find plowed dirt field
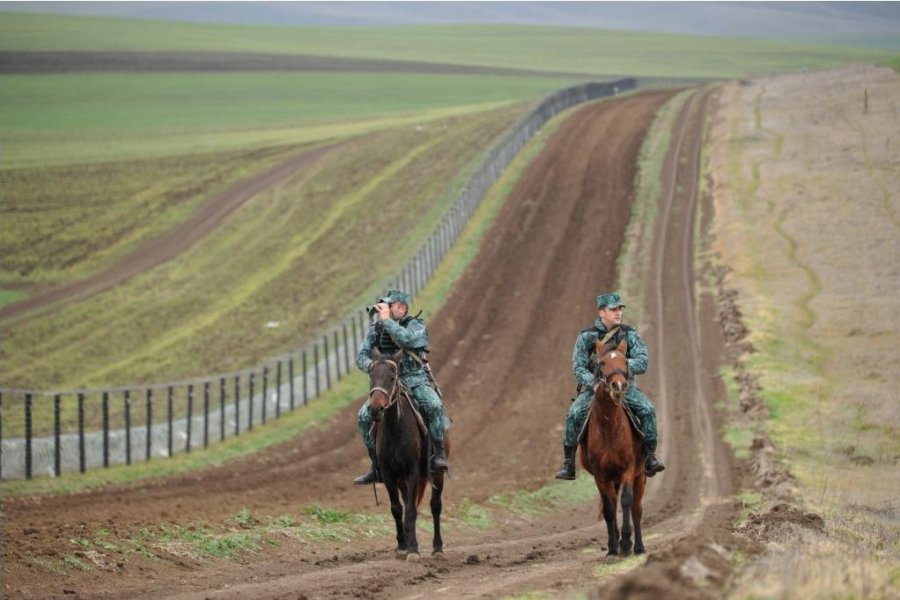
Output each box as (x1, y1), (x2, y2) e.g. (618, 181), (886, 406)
(2, 88), (742, 599)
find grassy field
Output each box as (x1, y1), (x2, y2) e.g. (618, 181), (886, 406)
(0, 12), (891, 79)
(0, 72), (575, 168)
(708, 66), (899, 598)
(1, 104), (526, 393)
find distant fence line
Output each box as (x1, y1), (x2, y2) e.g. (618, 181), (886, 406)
(0, 77), (636, 480)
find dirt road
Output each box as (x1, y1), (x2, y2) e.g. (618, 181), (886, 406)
(1, 88), (740, 598)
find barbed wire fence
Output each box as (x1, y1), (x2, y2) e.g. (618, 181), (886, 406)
(1, 78), (637, 480)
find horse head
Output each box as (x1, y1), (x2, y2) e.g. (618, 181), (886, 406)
(593, 338), (630, 403)
(368, 348), (404, 421)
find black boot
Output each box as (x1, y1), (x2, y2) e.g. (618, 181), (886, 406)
(354, 447), (381, 485)
(431, 439), (449, 472)
(554, 445), (576, 480)
(644, 440), (666, 477)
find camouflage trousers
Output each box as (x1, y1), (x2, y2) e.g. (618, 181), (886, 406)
(358, 382), (445, 450)
(563, 385), (658, 447)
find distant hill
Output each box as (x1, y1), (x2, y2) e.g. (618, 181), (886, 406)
(2, 1), (899, 50)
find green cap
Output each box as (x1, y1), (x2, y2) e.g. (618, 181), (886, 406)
(597, 292), (626, 309)
(380, 289), (411, 306)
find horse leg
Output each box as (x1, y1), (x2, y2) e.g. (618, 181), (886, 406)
(597, 479), (620, 556)
(386, 482), (406, 557)
(404, 475), (420, 560)
(619, 480), (634, 555)
(430, 472), (444, 556)
(633, 475), (646, 555)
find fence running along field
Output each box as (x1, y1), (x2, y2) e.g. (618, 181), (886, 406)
(0, 78), (636, 480)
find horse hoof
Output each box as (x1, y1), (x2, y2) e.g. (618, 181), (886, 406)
(406, 552), (421, 562)
(432, 550), (445, 559)
(635, 547), (646, 555)
(395, 550), (407, 560)
(606, 550), (618, 557)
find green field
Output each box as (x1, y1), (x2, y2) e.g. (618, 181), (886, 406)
(0, 72), (576, 168)
(0, 12), (890, 78)
(1, 103), (526, 390)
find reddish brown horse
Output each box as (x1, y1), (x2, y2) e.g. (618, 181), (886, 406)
(368, 349), (449, 560)
(580, 338), (647, 555)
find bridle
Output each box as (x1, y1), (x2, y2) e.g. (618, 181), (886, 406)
(593, 347), (630, 404)
(369, 358), (403, 418)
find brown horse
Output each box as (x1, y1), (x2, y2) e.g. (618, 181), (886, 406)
(580, 338), (647, 555)
(368, 349), (449, 560)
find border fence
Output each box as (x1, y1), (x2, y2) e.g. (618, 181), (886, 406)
(0, 78), (637, 480)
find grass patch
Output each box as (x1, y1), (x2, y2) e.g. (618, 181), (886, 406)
(723, 426), (754, 460)
(61, 554), (92, 571)
(233, 508), (259, 527)
(0, 289), (27, 307)
(592, 554), (645, 578)
(455, 497), (492, 529)
(488, 474), (597, 515)
(304, 504), (353, 524)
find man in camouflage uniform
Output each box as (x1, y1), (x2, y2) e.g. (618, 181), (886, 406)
(354, 289), (449, 485)
(554, 292), (666, 480)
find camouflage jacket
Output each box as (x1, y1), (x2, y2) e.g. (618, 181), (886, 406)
(572, 318), (649, 389)
(356, 315), (430, 386)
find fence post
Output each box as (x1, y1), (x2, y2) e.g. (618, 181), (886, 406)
(167, 386), (174, 457)
(248, 372), (255, 431)
(54, 394), (61, 477)
(25, 394), (33, 480)
(219, 378), (226, 441)
(304, 350), (310, 405)
(342, 324), (350, 380)
(324, 335), (331, 390)
(78, 392), (85, 473)
(334, 331), (341, 378)
(276, 361), (282, 418)
(186, 384), (193, 453)
(234, 375), (240, 436)
(289, 357), (295, 411)
(146, 389), (152, 461)
(203, 381), (210, 448)
(314, 344), (320, 399)
(124, 390), (131, 466)
(262, 366), (268, 424)
(102, 391), (110, 468)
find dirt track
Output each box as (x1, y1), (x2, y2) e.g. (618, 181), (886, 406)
(1, 88), (740, 598)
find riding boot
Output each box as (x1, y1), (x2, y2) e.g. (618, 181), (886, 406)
(353, 447), (381, 485)
(644, 440), (666, 477)
(431, 439), (449, 473)
(554, 445), (577, 480)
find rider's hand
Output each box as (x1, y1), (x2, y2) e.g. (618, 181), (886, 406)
(375, 302), (391, 321)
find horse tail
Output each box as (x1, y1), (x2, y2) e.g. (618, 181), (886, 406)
(415, 478), (428, 508)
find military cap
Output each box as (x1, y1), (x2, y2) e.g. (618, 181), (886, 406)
(380, 289), (411, 306)
(597, 292), (626, 309)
